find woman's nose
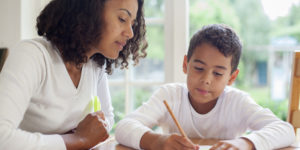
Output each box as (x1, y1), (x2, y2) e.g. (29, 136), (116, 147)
(124, 25), (134, 39)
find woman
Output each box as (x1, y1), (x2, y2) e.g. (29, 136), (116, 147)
(0, 0), (147, 149)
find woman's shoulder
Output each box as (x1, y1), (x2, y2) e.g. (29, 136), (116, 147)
(12, 38), (57, 57)
(87, 59), (106, 81)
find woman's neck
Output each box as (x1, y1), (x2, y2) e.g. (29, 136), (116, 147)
(65, 62), (82, 88)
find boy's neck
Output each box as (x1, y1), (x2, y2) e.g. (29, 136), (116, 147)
(188, 94), (218, 114)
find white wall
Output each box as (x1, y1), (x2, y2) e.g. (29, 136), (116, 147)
(0, 0), (21, 49)
(0, 0), (188, 83)
(21, 0), (44, 40)
(0, 0), (47, 49)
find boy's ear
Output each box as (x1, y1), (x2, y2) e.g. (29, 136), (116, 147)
(183, 55), (188, 74)
(227, 69), (239, 85)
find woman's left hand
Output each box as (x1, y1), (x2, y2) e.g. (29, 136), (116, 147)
(62, 111), (109, 150)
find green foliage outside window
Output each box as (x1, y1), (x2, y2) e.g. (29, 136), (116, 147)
(189, 0), (300, 121)
(110, 1), (300, 134)
(145, 25), (164, 60)
(272, 4), (300, 41)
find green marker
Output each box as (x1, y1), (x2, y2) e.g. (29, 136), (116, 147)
(93, 96), (101, 112)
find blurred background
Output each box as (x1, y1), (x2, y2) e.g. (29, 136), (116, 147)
(1, 0), (300, 134)
(108, 0), (300, 133)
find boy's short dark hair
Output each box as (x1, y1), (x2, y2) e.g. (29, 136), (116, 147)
(187, 24), (242, 73)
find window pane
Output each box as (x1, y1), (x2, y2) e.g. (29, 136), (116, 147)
(109, 86), (125, 133)
(132, 86), (160, 109)
(132, 25), (165, 81)
(189, 0), (300, 121)
(144, 0), (164, 18)
(108, 67), (125, 80)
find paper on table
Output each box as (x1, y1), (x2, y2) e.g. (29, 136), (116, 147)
(198, 145), (212, 150)
(290, 141), (300, 148)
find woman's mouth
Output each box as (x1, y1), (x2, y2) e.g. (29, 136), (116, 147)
(116, 41), (126, 50)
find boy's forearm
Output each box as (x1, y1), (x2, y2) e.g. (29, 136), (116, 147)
(240, 137), (255, 150)
(140, 131), (162, 149)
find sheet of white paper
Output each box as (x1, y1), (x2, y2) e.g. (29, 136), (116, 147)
(290, 141), (300, 148)
(198, 145), (212, 150)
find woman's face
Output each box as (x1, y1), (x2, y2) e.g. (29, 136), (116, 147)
(91, 0), (138, 59)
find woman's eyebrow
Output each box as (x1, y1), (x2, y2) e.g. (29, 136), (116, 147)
(119, 8), (132, 17)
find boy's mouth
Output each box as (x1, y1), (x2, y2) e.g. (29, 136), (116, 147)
(196, 88), (209, 95)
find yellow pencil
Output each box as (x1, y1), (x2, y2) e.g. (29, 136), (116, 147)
(163, 100), (187, 138)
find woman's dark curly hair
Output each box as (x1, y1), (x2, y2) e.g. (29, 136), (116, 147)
(187, 24), (242, 73)
(36, 0), (147, 74)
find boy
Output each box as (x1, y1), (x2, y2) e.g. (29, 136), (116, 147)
(115, 24), (295, 150)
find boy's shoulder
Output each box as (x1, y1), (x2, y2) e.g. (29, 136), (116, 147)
(223, 86), (251, 99)
(160, 83), (187, 92)
(154, 83), (188, 98)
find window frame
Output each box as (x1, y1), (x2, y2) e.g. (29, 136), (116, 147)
(109, 0), (189, 115)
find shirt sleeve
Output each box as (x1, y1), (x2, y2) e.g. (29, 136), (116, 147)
(97, 70), (114, 132)
(0, 41), (66, 150)
(237, 95), (295, 149)
(115, 86), (170, 149)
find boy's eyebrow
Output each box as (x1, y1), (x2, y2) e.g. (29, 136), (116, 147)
(194, 59), (206, 65)
(119, 8), (132, 17)
(194, 59), (228, 70)
(215, 65), (227, 70)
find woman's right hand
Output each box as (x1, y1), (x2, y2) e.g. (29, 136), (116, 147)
(62, 111), (109, 150)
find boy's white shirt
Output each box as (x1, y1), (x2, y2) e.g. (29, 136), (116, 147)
(0, 38), (114, 150)
(115, 83), (295, 150)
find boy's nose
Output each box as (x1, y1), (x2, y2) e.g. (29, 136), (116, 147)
(201, 73), (212, 85)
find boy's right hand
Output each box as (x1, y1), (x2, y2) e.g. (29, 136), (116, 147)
(141, 132), (198, 150)
(62, 111), (109, 150)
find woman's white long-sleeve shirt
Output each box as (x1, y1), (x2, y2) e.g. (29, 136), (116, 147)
(0, 38), (114, 150)
(115, 83), (295, 150)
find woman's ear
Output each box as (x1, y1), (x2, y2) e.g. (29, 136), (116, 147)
(228, 69), (239, 85)
(183, 55), (188, 74)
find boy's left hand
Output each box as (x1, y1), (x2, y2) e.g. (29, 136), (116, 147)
(210, 138), (254, 150)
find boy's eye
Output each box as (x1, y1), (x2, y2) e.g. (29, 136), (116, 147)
(194, 67), (204, 71)
(214, 72), (223, 76)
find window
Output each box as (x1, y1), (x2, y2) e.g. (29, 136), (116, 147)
(189, 0), (300, 121)
(109, 0), (189, 132)
(108, 0), (165, 131)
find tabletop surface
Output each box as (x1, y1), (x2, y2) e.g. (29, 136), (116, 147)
(92, 137), (300, 150)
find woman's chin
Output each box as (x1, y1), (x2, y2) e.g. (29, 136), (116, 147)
(100, 49), (121, 59)
(105, 53), (119, 60)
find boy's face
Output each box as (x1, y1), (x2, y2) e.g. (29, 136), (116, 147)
(183, 43), (239, 104)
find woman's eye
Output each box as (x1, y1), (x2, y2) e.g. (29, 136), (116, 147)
(119, 17), (126, 23)
(131, 21), (137, 27)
